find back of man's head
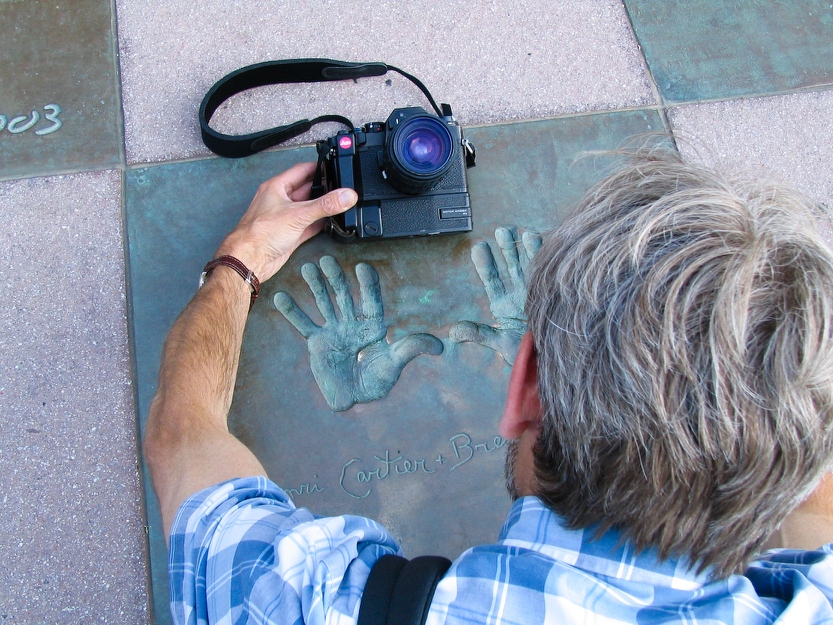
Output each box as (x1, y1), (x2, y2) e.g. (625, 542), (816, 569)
(526, 146), (833, 578)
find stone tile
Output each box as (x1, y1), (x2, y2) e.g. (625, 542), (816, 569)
(125, 109), (662, 622)
(0, 172), (148, 621)
(669, 89), (833, 245)
(116, 0), (653, 164)
(0, 0), (122, 179)
(624, 0), (833, 102)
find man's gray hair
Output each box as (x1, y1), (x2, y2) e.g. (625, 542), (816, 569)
(526, 146), (833, 578)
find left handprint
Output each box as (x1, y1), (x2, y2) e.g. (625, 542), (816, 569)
(274, 256), (444, 412)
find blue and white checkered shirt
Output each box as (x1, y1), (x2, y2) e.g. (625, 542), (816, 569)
(169, 476), (833, 624)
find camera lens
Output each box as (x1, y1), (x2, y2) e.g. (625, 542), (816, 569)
(385, 115), (454, 194)
(400, 123), (449, 171)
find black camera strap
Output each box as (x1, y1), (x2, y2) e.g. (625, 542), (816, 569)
(199, 58), (446, 158)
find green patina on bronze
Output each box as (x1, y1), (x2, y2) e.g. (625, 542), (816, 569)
(0, 0), (121, 178)
(624, 0), (833, 102)
(125, 110), (664, 623)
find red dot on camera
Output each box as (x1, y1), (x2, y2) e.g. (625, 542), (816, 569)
(338, 136), (353, 150)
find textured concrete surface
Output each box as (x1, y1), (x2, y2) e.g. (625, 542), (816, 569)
(116, 0), (653, 163)
(670, 89), (833, 248)
(669, 90), (833, 209)
(0, 172), (148, 621)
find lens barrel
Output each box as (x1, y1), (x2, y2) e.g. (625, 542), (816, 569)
(384, 113), (455, 194)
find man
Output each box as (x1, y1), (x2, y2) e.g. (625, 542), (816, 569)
(144, 148), (833, 624)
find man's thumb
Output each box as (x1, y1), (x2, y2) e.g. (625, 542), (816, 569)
(315, 188), (358, 216)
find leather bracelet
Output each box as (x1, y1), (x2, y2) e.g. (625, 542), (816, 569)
(199, 255), (261, 310)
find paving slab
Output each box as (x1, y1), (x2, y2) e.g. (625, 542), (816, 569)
(669, 89), (833, 245)
(125, 109), (664, 623)
(624, 0), (833, 102)
(0, 0), (122, 180)
(0, 171), (148, 621)
(116, 0), (654, 164)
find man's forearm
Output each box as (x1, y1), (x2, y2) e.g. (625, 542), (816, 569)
(154, 267), (249, 426)
(144, 266), (266, 538)
(142, 162), (357, 540)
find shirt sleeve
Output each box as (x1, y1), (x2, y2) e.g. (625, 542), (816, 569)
(168, 476), (402, 625)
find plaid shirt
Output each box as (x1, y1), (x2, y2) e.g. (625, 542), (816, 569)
(169, 476), (833, 624)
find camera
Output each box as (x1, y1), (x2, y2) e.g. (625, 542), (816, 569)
(313, 106), (476, 242)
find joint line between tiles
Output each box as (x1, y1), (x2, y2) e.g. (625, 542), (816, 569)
(617, 0), (678, 152)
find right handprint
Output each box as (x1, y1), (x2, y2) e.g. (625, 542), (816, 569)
(449, 227), (542, 365)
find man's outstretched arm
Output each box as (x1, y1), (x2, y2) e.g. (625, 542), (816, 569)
(142, 162), (357, 539)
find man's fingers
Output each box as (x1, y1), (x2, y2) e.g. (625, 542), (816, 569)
(298, 188), (358, 221)
(273, 188), (357, 249)
(270, 162), (317, 198)
(301, 262), (337, 324)
(319, 256), (356, 320)
(273, 292), (318, 338)
(389, 333), (444, 369)
(289, 180), (314, 203)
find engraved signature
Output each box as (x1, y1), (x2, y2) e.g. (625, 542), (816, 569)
(339, 432), (507, 499)
(285, 481), (324, 501)
(0, 104), (62, 136)
(340, 451), (437, 499)
(448, 432), (507, 472)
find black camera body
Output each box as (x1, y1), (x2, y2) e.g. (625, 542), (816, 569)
(314, 107), (475, 242)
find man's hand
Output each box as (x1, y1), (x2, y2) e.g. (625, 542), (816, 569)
(450, 227), (542, 365)
(275, 256), (443, 411)
(215, 162), (357, 282)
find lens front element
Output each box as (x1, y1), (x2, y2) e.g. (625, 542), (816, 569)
(385, 114), (455, 194)
(398, 118), (452, 172)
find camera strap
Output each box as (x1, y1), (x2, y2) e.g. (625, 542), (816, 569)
(199, 58), (446, 158)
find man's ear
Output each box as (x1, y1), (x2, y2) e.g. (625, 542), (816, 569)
(500, 332), (542, 439)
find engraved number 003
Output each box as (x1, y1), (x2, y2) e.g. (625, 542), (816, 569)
(0, 104), (62, 136)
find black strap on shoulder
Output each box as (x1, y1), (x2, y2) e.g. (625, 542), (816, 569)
(357, 554), (452, 625)
(199, 58), (445, 158)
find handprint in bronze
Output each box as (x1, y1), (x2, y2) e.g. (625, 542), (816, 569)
(450, 227), (542, 365)
(274, 256), (443, 411)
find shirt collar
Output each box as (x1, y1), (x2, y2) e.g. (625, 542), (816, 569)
(498, 496), (715, 591)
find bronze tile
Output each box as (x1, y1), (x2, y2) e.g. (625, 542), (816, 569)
(625, 0), (833, 102)
(0, 0), (121, 178)
(126, 110), (663, 623)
